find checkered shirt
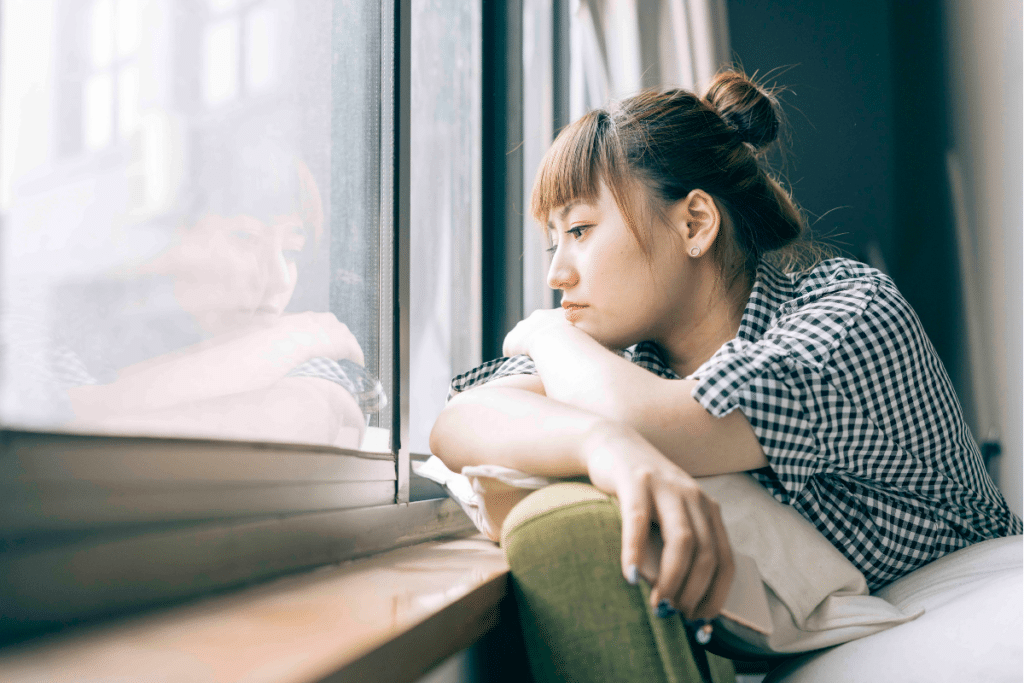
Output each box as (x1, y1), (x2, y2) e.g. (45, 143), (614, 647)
(448, 257), (1022, 590)
(286, 357), (387, 414)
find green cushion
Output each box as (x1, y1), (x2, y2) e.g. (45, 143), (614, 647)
(502, 483), (736, 683)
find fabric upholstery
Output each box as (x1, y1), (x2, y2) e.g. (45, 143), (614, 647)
(502, 483), (736, 683)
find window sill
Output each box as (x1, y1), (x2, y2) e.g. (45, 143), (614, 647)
(0, 535), (510, 683)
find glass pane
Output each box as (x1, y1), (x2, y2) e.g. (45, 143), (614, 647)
(118, 63), (140, 139)
(83, 71), (114, 150)
(245, 3), (278, 93)
(90, 0), (114, 69)
(522, 0), (557, 313)
(409, 0), (482, 455)
(0, 0), (387, 452)
(207, 0), (240, 13)
(203, 18), (240, 107)
(116, 0), (142, 58)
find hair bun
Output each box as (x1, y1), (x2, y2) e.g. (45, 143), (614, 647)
(704, 71), (780, 151)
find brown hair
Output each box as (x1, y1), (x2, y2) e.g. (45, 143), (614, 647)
(530, 70), (822, 287)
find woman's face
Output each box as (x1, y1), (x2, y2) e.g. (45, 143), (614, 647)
(171, 213), (308, 335)
(545, 184), (690, 349)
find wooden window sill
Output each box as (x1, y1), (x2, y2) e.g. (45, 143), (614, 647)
(0, 534), (510, 683)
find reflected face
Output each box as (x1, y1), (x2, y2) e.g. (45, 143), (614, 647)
(171, 213), (308, 334)
(545, 184), (687, 349)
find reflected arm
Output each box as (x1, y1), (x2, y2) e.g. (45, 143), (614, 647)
(69, 377), (366, 449)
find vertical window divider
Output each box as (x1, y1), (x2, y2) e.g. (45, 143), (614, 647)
(553, 0), (571, 136)
(481, 0), (525, 360)
(386, 0), (412, 504)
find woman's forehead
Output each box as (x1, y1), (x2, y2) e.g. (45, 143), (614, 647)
(547, 196), (603, 224)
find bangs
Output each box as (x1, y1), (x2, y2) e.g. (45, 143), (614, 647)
(529, 111), (607, 225)
(528, 108), (655, 255)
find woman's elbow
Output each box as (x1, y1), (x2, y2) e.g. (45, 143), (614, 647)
(428, 403), (463, 470)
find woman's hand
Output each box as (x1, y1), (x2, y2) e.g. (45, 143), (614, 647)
(583, 421), (735, 620)
(259, 312), (365, 370)
(502, 308), (571, 357)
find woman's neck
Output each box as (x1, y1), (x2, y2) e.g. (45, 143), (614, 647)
(657, 267), (752, 378)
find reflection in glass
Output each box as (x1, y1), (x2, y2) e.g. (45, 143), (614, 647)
(0, 0), (384, 451)
(90, 0), (114, 69)
(118, 63), (140, 140)
(116, 0), (142, 58)
(84, 72), (114, 150)
(245, 4), (278, 92)
(204, 18), (240, 107)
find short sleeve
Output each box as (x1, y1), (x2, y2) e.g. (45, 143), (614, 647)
(287, 357), (388, 414)
(691, 343), (822, 502)
(447, 355), (538, 401)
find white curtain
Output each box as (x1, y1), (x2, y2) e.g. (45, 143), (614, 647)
(569, 0), (730, 118)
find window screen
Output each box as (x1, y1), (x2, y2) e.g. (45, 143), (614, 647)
(0, 0), (389, 452)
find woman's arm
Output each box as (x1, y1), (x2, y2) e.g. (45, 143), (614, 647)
(70, 377), (366, 448)
(505, 320), (767, 476)
(430, 384), (593, 475)
(430, 386), (734, 620)
(68, 313), (363, 420)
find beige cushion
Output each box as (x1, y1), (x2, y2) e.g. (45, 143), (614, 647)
(694, 474), (920, 654)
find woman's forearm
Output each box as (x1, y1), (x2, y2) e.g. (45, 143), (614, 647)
(429, 385), (607, 476)
(70, 314), (363, 419)
(527, 324), (659, 422)
(524, 326), (767, 476)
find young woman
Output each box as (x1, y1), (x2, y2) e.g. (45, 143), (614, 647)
(430, 71), (1021, 643)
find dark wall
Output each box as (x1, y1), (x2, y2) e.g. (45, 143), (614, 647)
(727, 0), (896, 264)
(726, 0), (970, 420)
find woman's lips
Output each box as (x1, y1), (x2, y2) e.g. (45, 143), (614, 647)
(561, 302), (588, 323)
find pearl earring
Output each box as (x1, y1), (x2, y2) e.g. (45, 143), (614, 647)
(689, 246), (701, 257)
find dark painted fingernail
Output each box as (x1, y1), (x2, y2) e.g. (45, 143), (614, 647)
(625, 564), (638, 585)
(656, 600), (677, 618)
(685, 618), (709, 629)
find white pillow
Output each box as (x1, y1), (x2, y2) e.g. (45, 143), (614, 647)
(766, 536), (1022, 682)
(413, 457), (921, 655)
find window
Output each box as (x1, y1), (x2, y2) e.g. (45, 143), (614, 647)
(0, 0), (572, 639)
(0, 0), (483, 637)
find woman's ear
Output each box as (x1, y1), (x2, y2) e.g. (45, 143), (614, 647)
(669, 189), (721, 256)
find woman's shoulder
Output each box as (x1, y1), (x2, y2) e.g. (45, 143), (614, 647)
(749, 257), (910, 368)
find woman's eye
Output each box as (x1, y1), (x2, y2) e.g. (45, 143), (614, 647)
(545, 244), (557, 254)
(567, 225), (591, 240)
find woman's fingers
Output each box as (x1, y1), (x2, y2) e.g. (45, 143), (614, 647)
(592, 430), (734, 620)
(673, 496), (719, 618)
(650, 488), (695, 610)
(619, 472), (653, 585)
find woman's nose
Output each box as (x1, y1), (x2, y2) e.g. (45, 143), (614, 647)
(262, 245), (295, 296)
(547, 247), (578, 290)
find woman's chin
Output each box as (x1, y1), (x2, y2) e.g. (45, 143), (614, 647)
(575, 324), (632, 351)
